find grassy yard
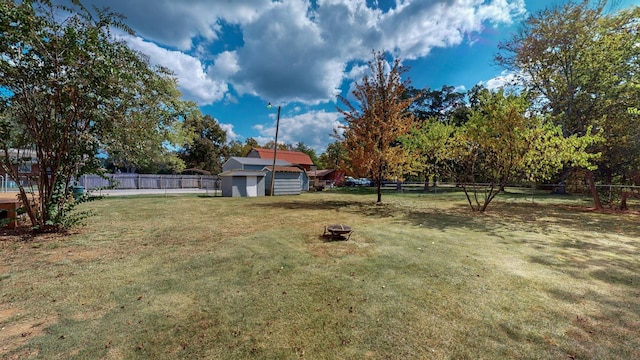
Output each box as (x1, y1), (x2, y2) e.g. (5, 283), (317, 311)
(1, 190), (639, 359)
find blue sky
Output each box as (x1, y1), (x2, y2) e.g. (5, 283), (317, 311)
(60, 0), (639, 154)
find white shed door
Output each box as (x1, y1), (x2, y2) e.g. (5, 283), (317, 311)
(246, 176), (258, 197)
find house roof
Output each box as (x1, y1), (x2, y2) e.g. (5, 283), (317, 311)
(308, 169), (336, 177)
(263, 166), (303, 173)
(250, 148), (313, 166)
(225, 156), (291, 167)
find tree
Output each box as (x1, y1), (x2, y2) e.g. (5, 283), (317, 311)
(179, 114), (228, 174)
(0, 0), (193, 231)
(406, 85), (468, 124)
(228, 138), (259, 158)
(338, 51), (415, 203)
(293, 142), (319, 166)
(400, 119), (454, 191)
(435, 89), (600, 212)
(402, 84), (473, 189)
(495, 0), (640, 209)
(318, 141), (349, 170)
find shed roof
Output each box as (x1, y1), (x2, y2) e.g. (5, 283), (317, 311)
(250, 148), (313, 166)
(219, 170), (267, 177)
(263, 166), (304, 173)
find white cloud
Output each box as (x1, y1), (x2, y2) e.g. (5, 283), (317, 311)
(454, 85), (467, 92)
(54, 0), (529, 152)
(210, 51), (240, 80)
(480, 70), (526, 90)
(256, 110), (343, 153)
(219, 123), (240, 141)
(94, 0), (525, 107)
(125, 36), (228, 105)
(70, 0), (268, 51)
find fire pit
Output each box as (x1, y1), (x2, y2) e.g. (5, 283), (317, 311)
(323, 224), (353, 240)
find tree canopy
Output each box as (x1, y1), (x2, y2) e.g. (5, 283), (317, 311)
(434, 89), (601, 211)
(179, 114), (228, 174)
(495, 0), (640, 209)
(338, 51), (415, 203)
(0, 0), (195, 230)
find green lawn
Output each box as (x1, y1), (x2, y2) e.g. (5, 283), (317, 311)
(1, 190), (638, 359)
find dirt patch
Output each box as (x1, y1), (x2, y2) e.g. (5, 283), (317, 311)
(0, 307), (57, 357)
(46, 248), (104, 264)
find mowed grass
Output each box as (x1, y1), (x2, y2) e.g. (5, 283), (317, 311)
(1, 190), (639, 359)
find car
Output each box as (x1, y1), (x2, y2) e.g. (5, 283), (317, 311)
(344, 176), (373, 186)
(345, 176), (357, 186)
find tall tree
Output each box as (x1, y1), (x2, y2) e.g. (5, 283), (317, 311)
(495, 0), (640, 209)
(227, 138), (258, 158)
(293, 142), (319, 166)
(338, 51), (415, 203)
(179, 114), (228, 174)
(318, 141), (349, 170)
(407, 85), (468, 124)
(436, 89), (601, 212)
(0, 0), (193, 231)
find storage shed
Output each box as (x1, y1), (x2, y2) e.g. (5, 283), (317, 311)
(264, 166), (306, 195)
(219, 170), (266, 197)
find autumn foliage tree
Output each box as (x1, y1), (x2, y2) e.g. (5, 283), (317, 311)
(338, 51), (415, 203)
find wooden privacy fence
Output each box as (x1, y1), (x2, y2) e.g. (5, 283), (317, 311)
(78, 174), (220, 190)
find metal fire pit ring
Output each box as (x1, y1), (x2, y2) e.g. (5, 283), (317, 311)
(323, 224), (353, 240)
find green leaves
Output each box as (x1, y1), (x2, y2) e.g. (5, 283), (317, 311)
(433, 90), (600, 211)
(1, 0), (196, 230)
(496, 1), (640, 189)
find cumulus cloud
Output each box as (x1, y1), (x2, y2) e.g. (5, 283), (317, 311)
(54, 0), (528, 150)
(480, 70), (525, 90)
(72, 0), (526, 106)
(219, 123), (240, 141)
(124, 36), (228, 105)
(256, 110), (343, 153)
(62, 0), (268, 50)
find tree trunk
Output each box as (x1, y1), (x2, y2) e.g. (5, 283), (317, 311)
(587, 171), (603, 211)
(620, 192), (629, 211)
(376, 164), (383, 203)
(423, 171), (429, 192)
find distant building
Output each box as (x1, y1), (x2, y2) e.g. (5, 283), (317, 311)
(220, 156), (309, 196)
(0, 149), (39, 189)
(308, 169), (344, 189)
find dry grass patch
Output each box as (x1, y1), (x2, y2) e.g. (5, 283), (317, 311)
(1, 191), (639, 359)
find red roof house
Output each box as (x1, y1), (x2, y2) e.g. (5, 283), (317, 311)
(247, 148), (314, 171)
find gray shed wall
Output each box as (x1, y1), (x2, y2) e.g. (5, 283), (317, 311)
(221, 175), (265, 197)
(266, 172), (302, 196)
(222, 158), (243, 172)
